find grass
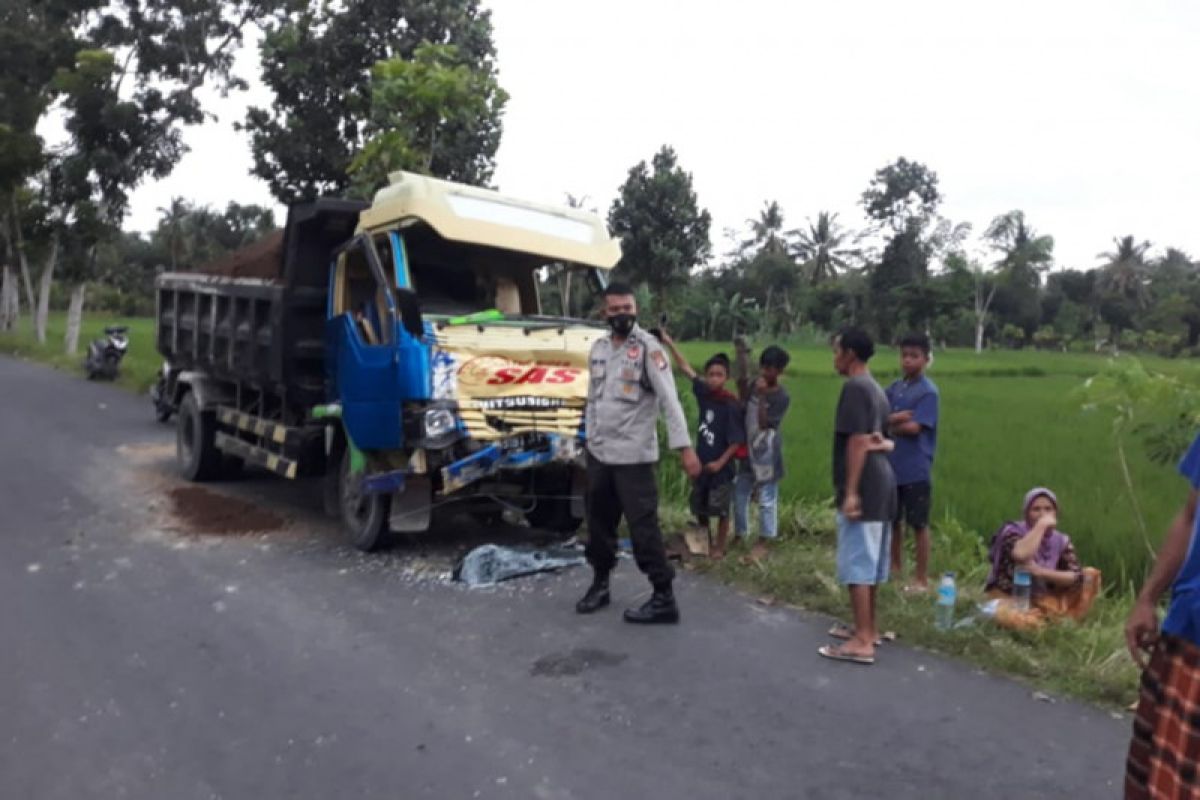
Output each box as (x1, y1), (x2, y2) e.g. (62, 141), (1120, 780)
(687, 504), (1141, 707)
(660, 338), (1200, 707)
(0, 312), (160, 393)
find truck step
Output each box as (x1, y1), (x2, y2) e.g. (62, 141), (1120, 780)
(214, 432), (299, 479)
(216, 406), (299, 447)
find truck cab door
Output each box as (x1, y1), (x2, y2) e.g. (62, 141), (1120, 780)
(327, 235), (403, 450)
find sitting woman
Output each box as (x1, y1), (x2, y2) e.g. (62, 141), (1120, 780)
(984, 487), (1101, 625)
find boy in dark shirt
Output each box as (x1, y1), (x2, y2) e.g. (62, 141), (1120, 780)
(662, 333), (745, 558)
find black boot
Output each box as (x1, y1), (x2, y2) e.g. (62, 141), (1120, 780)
(623, 584), (679, 624)
(575, 574), (611, 614)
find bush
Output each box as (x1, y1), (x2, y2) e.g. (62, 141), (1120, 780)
(1141, 330), (1183, 358)
(1000, 323), (1026, 349)
(1032, 325), (1060, 350)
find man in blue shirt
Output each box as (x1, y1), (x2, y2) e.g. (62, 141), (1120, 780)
(885, 333), (939, 592)
(1126, 431), (1200, 797)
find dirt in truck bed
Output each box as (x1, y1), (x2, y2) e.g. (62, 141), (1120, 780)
(195, 229), (284, 279)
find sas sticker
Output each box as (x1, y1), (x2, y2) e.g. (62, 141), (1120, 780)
(651, 350), (668, 371)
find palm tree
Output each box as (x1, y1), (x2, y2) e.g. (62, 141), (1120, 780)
(742, 200), (787, 257)
(792, 211), (858, 285)
(1098, 235), (1152, 305)
(983, 210), (1054, 286)
(156, 197), (192, 272)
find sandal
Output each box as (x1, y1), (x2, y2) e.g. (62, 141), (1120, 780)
(818, 644), (875, 666)
(828, 622), (888, 646)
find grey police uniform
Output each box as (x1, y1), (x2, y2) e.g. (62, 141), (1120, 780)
(584, 325), (691, 587)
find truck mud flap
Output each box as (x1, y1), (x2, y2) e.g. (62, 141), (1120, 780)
(214, 432), (299, 479)
(389, 475), (432, 533)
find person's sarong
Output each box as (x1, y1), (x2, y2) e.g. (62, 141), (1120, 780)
(1127, 634), (1200, 799)
(987, 567), (1102, 631)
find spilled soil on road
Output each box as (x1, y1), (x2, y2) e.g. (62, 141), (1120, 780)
(166, 486), (286, 535)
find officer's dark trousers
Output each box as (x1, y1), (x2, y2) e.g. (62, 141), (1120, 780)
(584, 454), (674, 588)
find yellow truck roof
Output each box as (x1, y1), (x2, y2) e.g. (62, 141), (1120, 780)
(358, 171), (621, 269)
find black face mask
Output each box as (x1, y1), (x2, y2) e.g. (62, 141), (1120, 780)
(607, 313), (636, 337)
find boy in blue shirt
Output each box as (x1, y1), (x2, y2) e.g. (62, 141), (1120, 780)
(885, 333), (939, 592)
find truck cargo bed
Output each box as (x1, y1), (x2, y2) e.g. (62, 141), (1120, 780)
(155, 199), (367, 415)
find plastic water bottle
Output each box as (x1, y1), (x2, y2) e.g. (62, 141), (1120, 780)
(1013, 568), (1032, 612)
(935, 572), (957, 630)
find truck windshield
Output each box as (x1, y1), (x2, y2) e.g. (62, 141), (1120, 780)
(401, 224), (604, 321)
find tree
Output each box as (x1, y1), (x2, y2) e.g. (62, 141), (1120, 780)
(868, 223), (930, 341)
(984, 211), (1055, 278)
(607, 146), (712, 312)
(983, 210), (1055, 339)
(792, 211), (859, 285)
(244, 0), (500, 203)
(968, 256), (998, 354)
(1098, 235), (1152, 348)
(859, 158), (941, 341)
(1099, 235), (1152, 305)
(860, 157), (941, 234)
(348, 43), (508, 198)
(0, 0), (265, 344)
(741, 201), (787, 257)
(151, 199), (276, 272)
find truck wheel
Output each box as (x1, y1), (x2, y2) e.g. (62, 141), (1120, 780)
(526, 497), (583, 535)
(177, 392), (223, 482)
(339, 447), (391, 552)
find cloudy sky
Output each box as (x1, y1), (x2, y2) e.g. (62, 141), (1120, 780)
(127, 0), (1200, 270)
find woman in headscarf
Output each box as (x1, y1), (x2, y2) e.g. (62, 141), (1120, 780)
(985, 487), (1101, 624)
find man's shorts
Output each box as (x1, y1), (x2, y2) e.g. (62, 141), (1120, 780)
(836, 513), (891, 585)
(690, 472), (733, 520)
(894, 481), (932, 529)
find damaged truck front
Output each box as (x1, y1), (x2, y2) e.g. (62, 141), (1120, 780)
(156, 172), (620, 549)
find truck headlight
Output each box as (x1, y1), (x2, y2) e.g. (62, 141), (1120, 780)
(423, 408), (456, 440)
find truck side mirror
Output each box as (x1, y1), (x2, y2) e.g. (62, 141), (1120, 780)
(395, 288), (424, 339)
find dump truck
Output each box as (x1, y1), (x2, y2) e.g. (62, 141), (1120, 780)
(155, 172), (621, 550)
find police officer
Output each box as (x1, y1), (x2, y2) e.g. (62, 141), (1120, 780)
(576, 282), (701, 624)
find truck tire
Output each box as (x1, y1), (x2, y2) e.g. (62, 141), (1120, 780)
(526, 497), (583, 535)
(177, 392), (223, 482)
(339, 447), (391, 552)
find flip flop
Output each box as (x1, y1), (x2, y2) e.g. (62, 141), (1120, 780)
(818, 644), (875, 666)
(827, 623), (886, 646)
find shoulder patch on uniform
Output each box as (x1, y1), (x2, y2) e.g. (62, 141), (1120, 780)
(651, 350), (668, 371)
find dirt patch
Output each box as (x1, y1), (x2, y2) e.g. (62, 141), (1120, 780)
(166, 486), (286, 535)
(531, 648), (628, 677)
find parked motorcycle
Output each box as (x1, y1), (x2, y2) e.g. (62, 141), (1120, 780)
(150, 361), (176, 422)
(83, 325), (129, 380)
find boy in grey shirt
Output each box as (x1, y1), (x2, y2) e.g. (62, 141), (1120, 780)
(820, 328), (896, 666)
(733, 340), (791, 548)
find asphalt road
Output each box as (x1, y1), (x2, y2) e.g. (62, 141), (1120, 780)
(0, 355), (1131, 799)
